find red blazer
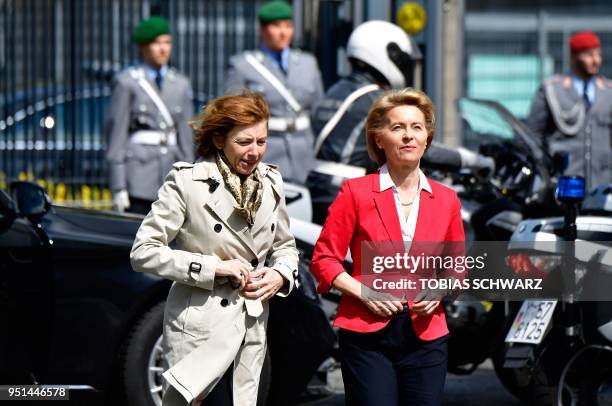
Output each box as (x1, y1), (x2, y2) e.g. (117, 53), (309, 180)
(310, 172), (465, 340)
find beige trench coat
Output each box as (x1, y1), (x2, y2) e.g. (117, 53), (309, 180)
(130, 157), (299, 405)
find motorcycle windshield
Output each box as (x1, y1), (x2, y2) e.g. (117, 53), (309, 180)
(458, 98), (546, 163)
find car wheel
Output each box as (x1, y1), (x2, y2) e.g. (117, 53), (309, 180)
(123, 302), (165, 406)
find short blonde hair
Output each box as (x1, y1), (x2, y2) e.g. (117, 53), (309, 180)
(365, 88), (435, 166)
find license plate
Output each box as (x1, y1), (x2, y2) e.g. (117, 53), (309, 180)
(505, 300), (558, 344)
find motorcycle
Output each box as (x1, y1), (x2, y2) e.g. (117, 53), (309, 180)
(503, 180), (612, 405)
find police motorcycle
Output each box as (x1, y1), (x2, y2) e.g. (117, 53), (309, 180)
(439, 98), (566, 378)
(502, 179), (612, 405)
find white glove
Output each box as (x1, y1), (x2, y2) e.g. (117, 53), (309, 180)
(457, 147), (495, 175)
(113, 190), (130, 212)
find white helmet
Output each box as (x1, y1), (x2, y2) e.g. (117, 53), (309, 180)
(346, 20), (422, 89)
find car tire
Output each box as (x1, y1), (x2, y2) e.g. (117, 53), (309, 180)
(123, 301), (165, 406)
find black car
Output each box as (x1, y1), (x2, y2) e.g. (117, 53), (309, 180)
(0, 182), (335, 405)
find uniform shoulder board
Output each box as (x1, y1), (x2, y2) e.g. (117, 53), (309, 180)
(601, 76), (612, 88)
(128, 66), (145, 80)
(544, 74), (563, 85)
(166, 67), (177, 80)
(172, 161), (195, 170)
(245, 50), (265, 62)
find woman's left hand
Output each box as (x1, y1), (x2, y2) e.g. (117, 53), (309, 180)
(411, 300), (440, 316)
(242, 267), (285, 301)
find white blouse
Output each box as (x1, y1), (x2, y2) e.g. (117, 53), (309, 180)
(379, 164), (433, 247)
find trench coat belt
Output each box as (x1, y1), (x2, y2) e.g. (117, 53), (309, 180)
(244, 265), (264, 317)
(214, 274), (263, 317)
(130, 130), (177, 146)
(268, 114), (310, 132)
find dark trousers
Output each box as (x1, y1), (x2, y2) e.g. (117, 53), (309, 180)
(201, 364), (234, 406)
(339, 312), (448, 406)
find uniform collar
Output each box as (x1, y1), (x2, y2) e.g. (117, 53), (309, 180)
(259, 44), (289, 72)
(379, 163), (432, 194)
(141, 63), (168, 81)
(571, 73), (596, 103)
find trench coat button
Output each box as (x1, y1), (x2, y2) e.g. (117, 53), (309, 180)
(214, 224), (222, 233)
(220, 298), (229, 307)
(271, 223), (275, 232)
(251, 258), (259, 268)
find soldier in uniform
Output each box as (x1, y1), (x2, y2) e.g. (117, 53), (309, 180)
(527, 31), (611, 191)
(106, 16), (195, 214)
(309, 21), (494, 224)
(224, 1), (324, 183)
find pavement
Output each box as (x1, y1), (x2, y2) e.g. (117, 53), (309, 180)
(293, 359), (524, 405)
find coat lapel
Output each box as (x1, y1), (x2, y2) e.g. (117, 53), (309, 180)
(160, 68), (175, 100)
(206, 187), (258, 257)
(371, 173), (403, 244)
(412, 189), (435, 242)
(260, 51), (286, 84)
(251, 164), (282, 234)
(251, 182), (275, 234)
(193, 159), (258, 257)
(286, 50), (299, 85)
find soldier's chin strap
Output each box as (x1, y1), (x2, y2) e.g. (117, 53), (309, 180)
(544, 80), (586, 136)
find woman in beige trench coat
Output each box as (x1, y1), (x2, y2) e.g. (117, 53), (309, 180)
(130, 92), (299, 406)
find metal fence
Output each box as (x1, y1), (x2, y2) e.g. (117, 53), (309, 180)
(0, 0), (264, 207)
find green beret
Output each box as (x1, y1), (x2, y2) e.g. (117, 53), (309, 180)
(132, 16), (170, 44)
(258, 1), (293, 24)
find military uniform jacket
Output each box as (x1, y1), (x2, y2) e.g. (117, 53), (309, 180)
(224, 49), (324, 183)
(130, 157), (299, 405)
(527, 74), (612, 190)
(105, 65), (195, 201)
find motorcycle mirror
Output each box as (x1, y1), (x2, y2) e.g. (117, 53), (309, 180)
(9, 182), (51, 221)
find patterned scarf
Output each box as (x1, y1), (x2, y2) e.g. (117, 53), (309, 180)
(215, 151), (263, 226)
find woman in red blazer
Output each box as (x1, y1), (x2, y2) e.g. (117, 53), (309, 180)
(310, 89), (464, 406)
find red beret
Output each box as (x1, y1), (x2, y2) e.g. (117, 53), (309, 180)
(569, 31), (601, 53)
